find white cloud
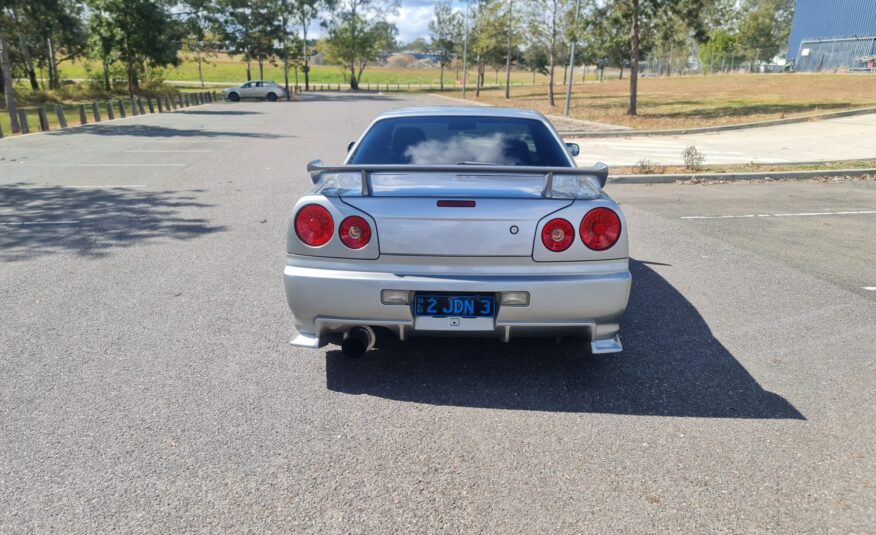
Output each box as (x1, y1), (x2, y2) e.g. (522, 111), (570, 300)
(388, 5), (435, 43)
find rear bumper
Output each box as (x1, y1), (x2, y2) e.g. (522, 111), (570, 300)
(284, 256), (631, 354)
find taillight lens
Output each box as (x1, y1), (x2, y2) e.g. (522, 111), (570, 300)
(295, 204), (334, 247)
(580, 208), (621, 251)
(339, 216), (371, 249)
(541, 218), (574, 252)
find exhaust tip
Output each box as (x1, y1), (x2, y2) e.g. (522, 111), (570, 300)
(341, 326), (376, 359)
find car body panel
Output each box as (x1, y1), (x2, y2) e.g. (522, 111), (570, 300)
(224, 80), (286, 100)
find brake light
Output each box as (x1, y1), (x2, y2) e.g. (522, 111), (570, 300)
(541, 218), (574, 252)
(339, 216), (372, 249)
(295, 204), (334, 247)
(580, 208), (621, 251)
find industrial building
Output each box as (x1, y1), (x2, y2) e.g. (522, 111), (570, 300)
(787, 0), (876, 72)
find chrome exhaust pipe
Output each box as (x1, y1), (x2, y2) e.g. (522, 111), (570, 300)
(341, 326), (376, 359)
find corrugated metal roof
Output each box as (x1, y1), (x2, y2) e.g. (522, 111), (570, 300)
(787, 0), (876, 59)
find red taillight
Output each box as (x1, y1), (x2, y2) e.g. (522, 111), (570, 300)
(541, 218), (574, 252)
(580, 207), (621, 251)
(295, 204), (334, 247)
(339, 216), (372, 249)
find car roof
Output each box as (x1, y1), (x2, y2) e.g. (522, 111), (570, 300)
(377, 106), (548, 121)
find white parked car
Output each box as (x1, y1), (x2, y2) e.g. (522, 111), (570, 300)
(223, 80), (287, 102)
(284, 107), (631, 358)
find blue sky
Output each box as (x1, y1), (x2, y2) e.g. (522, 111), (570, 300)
(308, 0), (467, 44)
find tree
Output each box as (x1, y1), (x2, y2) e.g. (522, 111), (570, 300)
(527, 0), (570, 106)
(88, 0), (182, 98)
(698, 28), (736, 72)
(602, 0), (709, 116)
(321, 0), (398, 90)
(428, 0), (462, 91)
(471, 0), (507, 94)
(0, 24), (20, 133)
(294, 0), (334, 91)
(736, 0), (794, 65)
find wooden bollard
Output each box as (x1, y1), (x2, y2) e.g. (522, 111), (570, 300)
(18, 110), (30, 133)
(106, 102), (114, 120)
(78, 105), (87, 125)
(37, 107), (49, 131)
(177, 94), (183, 108)
(184, 94), (190, 106)
(118, 100), (126, 118)
(157, 97), (163, 112)
(136, 98), (145, 115)
(0, 123), (3, 138)
(55, 105), (67, 128)
(165, 95), (172, 110)
(92, 102), (101, 122)
(147, 98), (155, 113)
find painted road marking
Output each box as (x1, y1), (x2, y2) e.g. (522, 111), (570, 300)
(682, 210), (876, 220)
(864, 287), (876, 291)
(7, 184), (147, 189)
(0, 220), (79, 225)
(123, 150), (213, 153)
(0, 163), (185, 167)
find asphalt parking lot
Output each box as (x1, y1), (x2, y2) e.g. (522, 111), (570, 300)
(1, 93), (874, 533)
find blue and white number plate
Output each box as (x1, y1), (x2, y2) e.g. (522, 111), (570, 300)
(414, 294), (496, 318)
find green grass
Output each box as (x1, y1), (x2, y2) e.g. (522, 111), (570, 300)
(612, 159), (876, 176)
(57, 53), (552, 86)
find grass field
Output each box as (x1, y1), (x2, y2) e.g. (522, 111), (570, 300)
(451, 74), (876, 130)
(57, 53), (552, 86)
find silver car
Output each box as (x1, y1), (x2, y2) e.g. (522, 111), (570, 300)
(284, 107), (631, 358)
(223, 80), (287, 102)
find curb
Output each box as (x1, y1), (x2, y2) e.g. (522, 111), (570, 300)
(560, 106), (876, 138)
(609, 167), (876, 185)
(0, 98), (214, 142)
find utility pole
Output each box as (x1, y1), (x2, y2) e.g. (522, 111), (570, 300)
(564, 0), (582, 117)
(462, 0), (469, 99)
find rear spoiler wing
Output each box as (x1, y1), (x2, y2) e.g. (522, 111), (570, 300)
(306, 160), (610, 197)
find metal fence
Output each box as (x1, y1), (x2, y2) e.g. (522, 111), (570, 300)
(794, 36), (876, 72)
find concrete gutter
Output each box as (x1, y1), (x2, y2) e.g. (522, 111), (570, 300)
(561, 106), (876, 138)
(610, 167), (876, 185)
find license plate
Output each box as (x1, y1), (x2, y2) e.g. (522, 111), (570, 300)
(413, 294), (496, 318)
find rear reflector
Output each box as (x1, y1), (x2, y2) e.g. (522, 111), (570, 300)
(437, 200), (476, 207)
(381, 290), (411, 305)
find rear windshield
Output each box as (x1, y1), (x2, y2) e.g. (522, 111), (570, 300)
(350, 116), (572, 166)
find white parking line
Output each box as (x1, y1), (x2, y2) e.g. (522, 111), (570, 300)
(682, 210), (876, 220)
(7, 184), (147, 189)
(0, 163), (185, 167)
(863, 287), (876, 291)
(123, 150), (213, 153)
(0, 220), (79, 225)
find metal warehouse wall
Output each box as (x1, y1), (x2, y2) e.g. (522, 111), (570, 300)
(787, 0), (876, 60)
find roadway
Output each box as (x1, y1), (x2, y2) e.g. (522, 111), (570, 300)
(1, 93), (874, 532)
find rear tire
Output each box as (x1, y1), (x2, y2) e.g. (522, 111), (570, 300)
(266, 92), (278, 102)
(228, 92), (240, 102)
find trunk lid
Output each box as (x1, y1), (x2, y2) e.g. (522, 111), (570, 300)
(342, 196), (572, 256)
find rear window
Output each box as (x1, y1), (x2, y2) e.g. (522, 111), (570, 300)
(350, 116), (571, 167)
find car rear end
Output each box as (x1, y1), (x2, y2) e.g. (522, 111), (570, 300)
(283, 110), (631, 355)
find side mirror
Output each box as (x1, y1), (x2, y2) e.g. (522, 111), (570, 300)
(347, 141), (355, 153)
(566, 142), (580, 157)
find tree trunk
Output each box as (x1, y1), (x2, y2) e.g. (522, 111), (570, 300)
(19, 38), (39, 90)
(627, 0), (640, 116)
(302, 19), (310, 91)
(475, 55), (482, 97)
(127, 64), (135, 99)
(504, 0), (513, 100)
(47, 37), (59, 90)
(440, 62), (444, 91)
(548, 54), (555, 106)
(103, 59), (111, 90)
(349, 63), (359, 90)
(197, 49), (204, 88)
(246, 58), (252, 81)
(0, 31), (21, 133)
(259, 57), (264, 80)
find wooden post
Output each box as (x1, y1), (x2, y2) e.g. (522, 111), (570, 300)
(136, 99), (145, 115)
(166, 96), (172, 110)
(55, 105), (67, 128)
(157, 97), (163, 112)
(147, 98), (155, 113)
(19, 110), (30, 133)
(78, 105), (87, 125)
(0, 123), (3, 138)
(106, 102), (114, 120)
(130, 99), (138, 115)
(37, 107), (49, 131)
(118, 100), (126, 118)
(92, 102), (101, 122)
(177, 94), (183, 108)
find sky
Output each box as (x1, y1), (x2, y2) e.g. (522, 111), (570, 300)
(308, 0), (466, 45)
